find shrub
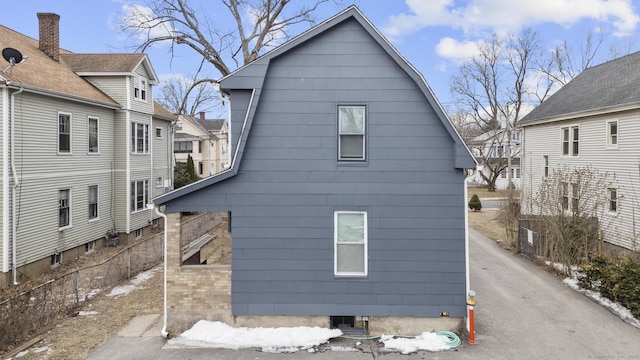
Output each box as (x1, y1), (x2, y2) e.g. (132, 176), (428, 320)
(577, 253), (640, 318)
(468, 194), (482, 211)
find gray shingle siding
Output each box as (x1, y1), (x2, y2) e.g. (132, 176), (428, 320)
(164, 16), (468, 318)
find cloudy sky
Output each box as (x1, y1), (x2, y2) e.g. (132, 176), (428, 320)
(1, 0), (639, 110)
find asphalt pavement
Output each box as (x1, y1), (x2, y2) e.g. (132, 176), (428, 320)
(87, 227), (640, 360)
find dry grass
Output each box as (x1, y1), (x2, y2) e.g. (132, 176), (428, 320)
(2, 265), (163, 360)
(468, 209), (508, 244)
(468, 186), (518, 199)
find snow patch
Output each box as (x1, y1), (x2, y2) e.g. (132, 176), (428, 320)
(563, 277), (640, 329)
(78, 311), (99, 316)
(379, 332), (451, 354)
(168, 321), (342, 352)
(107, 268), (156, 297)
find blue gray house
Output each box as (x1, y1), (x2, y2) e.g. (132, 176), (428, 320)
(153, 6), (475, 336)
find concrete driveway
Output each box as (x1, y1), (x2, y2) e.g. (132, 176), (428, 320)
(88, 228), (640, 360)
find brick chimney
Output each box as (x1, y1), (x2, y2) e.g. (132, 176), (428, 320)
(37, 13), (60, 61)
(199, 111), (206, 120)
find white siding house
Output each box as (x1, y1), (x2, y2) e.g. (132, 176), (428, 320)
(467, 129), (521, 190)
(175, 113), (229, 177)
(519, 51), (640, 252)
(0, 13), (175, 287)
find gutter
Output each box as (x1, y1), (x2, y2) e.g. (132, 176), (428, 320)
(151, 204), (169, 338)
(4, 82), (120, 110)
(11, 85), (24, 285)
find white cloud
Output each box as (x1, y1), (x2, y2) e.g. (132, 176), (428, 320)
(119, 4), (175, 43)
(435, 37), (482, 62)
(385, 0), (640, 38)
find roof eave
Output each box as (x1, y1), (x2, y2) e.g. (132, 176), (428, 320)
(519, 102), (640, 127)
(4, 81), (121, 109)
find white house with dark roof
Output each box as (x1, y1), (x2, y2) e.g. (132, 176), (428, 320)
(519, 51), (640, 253)
(0, 13), (175, 287)
(174, 113), (229, 177)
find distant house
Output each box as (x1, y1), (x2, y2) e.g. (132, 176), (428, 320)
(174, 113), (229, 177)
(0, 13), (175, 287)
(466, 128), (521, 190)
(153, 6), (475, 336)
(519, 51), (640, 253)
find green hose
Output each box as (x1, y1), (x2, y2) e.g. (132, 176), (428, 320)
(437, 330), (461, 348)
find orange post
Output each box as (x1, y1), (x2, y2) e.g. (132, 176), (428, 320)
(467, 290), (476, 345)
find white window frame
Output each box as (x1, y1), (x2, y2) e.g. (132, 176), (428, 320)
(542, 155), (549, 179)
(88, 185), (99, 221)
(334, 211), (368, 277)
(134, 75), (148, 102)
(155, 127), (163, 139)
(608, 188), (618, 213)
(59, 188), (71, 230)
(561, 182), (569, 212)
(152, 218), (160, 227)
(85, 240), (96, 254)
(131, 123), (150, 154)
(131, 180), (149, 213)
(561, 126), (579, 156)
(51, 253), (62, 267)
(338, 105), (366, 161)
(58, 112), (72, 154)
(88, 116), (99, 154)
(500, 169), (507, 178)
(606, 120), (618, 149)
(135, 228), (144, 239)
(155, 176), (164, 188)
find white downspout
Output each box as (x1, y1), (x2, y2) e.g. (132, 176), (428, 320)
(11, 85), (24, 285)
(153, 204), (169, 338)
(2, 87), (9, 274)
(464, 179), (470, 331)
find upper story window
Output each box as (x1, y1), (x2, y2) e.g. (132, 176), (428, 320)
(58, 112), (71, 154)
(59, 188), (71, 229)
(131, 123), (149, 154)
(542, 155), (549, 179)
(561, 126), (579, 156)
(511, 130), (521, 142)
(134, 75), (147, 101)
(338, 106), (366, 161)
(155, 127), (163, 139)
(607, 120), (618, 149)
(88, 117), (99, 154)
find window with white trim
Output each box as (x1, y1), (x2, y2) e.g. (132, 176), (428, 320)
(88, 117), (99, 153)
(134, 75), (147, 101)
(542, 155), (549, 179)
(608, 188), (618, 213)
(58, 113), (71, 153)
(88, 185), (98, 220)
(155, 127), (163, 139)
(561, 126), (579, 156)
(338, 106), (366, 160)
(156, 176), (164, 188)
(131, 180), (149, 212)
(571, 183), (579, 213)
(607, 120), (618, 148)
(500, 169), (507, 178)
(85, 240), (96, 254)
(334, 211), (367, 276)
(135, 228), (144, 239)
(59, 188), (71, 229)
(51, 253), (62, 267)
(561, 182), (569, 211)
(131, 123), (149, 154)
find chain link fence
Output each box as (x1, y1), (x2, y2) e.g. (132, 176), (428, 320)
(0, 233), (163, 351)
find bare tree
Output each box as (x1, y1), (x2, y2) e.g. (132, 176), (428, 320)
(523, 166), (617, 275)
(157, 60), (219, 115)
(451, 28), (542, 191)
(118, 0), (343, 114)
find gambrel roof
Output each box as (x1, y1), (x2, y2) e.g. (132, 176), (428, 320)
(154, 5), (474, 206)
(519, 51), (640, 126)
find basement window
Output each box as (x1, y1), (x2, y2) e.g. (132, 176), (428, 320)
(330, 316), (368, 334)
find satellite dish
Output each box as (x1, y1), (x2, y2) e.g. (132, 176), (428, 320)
(2, 48), (23, 65)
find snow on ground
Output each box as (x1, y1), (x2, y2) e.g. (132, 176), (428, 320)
(380, 332), (451, 354)
(564, 277), (640, 330)
(107, 268), (156, 297)
(168, 320), (455, 354)
(77, 311), (99, 316)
